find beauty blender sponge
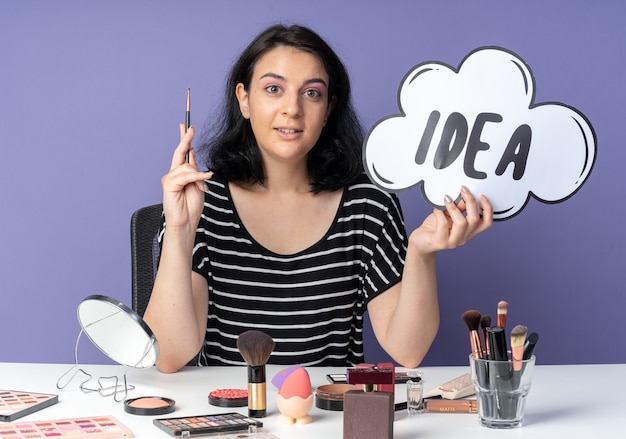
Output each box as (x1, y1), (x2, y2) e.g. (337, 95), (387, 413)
(278, 367), (312, 399)
(272, 366), (301, 390)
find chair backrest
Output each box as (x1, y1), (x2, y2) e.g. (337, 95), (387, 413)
(130, 203), (163, 317)
(130, 203), (201, 366)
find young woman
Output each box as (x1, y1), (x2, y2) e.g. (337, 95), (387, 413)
(143, 24), (493, 373)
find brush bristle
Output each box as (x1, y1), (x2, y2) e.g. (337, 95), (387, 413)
(480, 315), (491, 329)
(497, 301), (508, 313)
(510, 325), (528, 348)
(237, 330), (275, 366)
(461, 310), (482, 331)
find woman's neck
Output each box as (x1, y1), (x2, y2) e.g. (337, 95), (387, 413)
(255, 159), (312, 194)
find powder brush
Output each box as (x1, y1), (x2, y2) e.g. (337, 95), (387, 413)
(461, 310), (484, 359)
(237, 330), (275, 418)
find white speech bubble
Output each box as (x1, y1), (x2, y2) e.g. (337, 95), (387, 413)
(363, 47), (597, 220)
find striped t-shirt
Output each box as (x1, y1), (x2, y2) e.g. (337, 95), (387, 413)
(179, 173), (407, 367)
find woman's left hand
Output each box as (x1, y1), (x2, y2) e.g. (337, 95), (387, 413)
(410, 185), (493, 253)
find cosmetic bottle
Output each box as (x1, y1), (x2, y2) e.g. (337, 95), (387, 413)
(343, 365), (394, 439)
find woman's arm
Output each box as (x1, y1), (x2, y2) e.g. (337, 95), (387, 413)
(143, 123), (213, 373)
(368, 186), (493, 367)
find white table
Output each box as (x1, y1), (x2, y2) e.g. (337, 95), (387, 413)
(1, 362), (623, 438)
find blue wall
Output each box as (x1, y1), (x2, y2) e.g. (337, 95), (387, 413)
(1, 0), (624, 366)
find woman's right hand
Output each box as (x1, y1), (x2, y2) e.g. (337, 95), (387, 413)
(161, 123), (213, 232)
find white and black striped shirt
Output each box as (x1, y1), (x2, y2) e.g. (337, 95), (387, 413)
(179, 173), (407, 366)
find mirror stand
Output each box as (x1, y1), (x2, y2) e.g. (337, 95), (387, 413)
(56, 328), (136, 402)
(56, 295), (159, 402)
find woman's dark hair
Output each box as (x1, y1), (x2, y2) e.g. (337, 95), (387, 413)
(200, 24), (365, 192)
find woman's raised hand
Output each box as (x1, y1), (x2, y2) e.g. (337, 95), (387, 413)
(410, 185), (493, 254)
(161, 123), (213, 232)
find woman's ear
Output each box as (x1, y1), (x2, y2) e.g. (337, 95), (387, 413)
(235, 83), (250, 119)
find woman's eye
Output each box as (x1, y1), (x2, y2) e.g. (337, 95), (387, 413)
(304, 89), (322, 99)
(265, 85), (281, 94)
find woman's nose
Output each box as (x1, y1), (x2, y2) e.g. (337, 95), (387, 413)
(281, 93), (302, 117)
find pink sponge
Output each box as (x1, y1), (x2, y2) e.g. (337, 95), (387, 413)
(273, 367), (312, 399)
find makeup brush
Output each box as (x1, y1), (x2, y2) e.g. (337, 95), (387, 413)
(510, 325), (528, 371)
(523, 332), (539, 360)
(237, 330), (275, 418)
(480, 315), (492, 358)
(185, 87), (191, 132)
(185, 87), (191, 162)
(487, 326), (508, 362)
(497, 301), (508, 328)
(461, 310), (484, 359)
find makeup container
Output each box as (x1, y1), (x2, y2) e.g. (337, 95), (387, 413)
(343, 365), (395, 439)
(469, 354), (536, 428)
(425, 372), (475, 400)
(124, 396), (175, 416)
(0, 390), (58, 421)
(208, 389), (248, 407)
(0, 415), (133, 438)
(315, 384), (355, 411)
(406, 373), (424, 415)
(154, 412), (263, 436)
(423, 398), (478, 413)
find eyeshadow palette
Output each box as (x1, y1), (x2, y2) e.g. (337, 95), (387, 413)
(0, 415), (133, 438)
(153, 412), (262, 436)
(0, 390), (58, 422)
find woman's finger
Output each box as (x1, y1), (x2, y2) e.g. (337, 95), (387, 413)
(443, 195), (468, 246)
(170, 124), (195, 170)
(477, 194), (494, 232)
(460, 186), (481, 225)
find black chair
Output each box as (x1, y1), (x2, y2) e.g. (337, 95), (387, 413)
(130, 203), (163, 317)
(130, 203), (200, 366)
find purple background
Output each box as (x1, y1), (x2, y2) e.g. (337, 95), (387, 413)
(1, 0), (624, 366)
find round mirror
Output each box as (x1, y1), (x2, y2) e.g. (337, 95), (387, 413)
(77, 295), (159, 368)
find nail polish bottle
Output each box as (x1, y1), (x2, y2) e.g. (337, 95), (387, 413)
(343, 365), (394, 439)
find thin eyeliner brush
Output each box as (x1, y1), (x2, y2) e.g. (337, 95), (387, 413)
(185, 87), (191, 131)
(185, 87), (191, 162)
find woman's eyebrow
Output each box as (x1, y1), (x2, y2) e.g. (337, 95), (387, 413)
(259, 72), (328, 88)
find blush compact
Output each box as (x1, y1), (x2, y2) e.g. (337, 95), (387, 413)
(124, 396), (176, 416)
(208, 388), (248, 407)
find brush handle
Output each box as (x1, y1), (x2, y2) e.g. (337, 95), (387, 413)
(487, 327), (508, 362)
(523, 332), (539, 360)
(247, 365), (267, 418)
(469, 330), (484, 359)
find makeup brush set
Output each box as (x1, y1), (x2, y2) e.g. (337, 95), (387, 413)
(461, 301), (539, 425)
(461, 301), (539, 364)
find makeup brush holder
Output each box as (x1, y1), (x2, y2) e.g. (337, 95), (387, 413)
(469, 355), (536, 428)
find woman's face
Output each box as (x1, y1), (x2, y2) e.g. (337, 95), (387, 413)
(236, 46), (335, 167)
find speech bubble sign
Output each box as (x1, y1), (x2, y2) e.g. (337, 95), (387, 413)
(363, 47), (597, 221)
